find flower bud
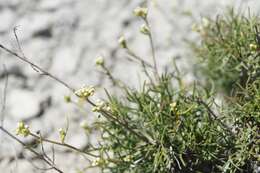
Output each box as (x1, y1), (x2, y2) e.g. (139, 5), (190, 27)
(59, 128), (66, 143)
(170, 102), (177, 111)
(64, 95), (71, 103)
(95, 56), (104, 66)
(133, 6), (148, 18)
(118, 36), (127, 49)
(140, 24), (150, 35)
(249, 43), (257, 51)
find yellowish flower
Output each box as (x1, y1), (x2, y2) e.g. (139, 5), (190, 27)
(92, 158), (107, 167)
(170, 102), (177, 111)
(92, 107), (100, 112)
(74, 86), (95, 99)
(249, 43), (257, 51)
(123, 155), (132, 162)
(92, 99), (111, 112)
(133, 6), (148, 18)
(16, 122), (30, 137)
(59, 128), (66, 143)
(91, 158), (101, 166)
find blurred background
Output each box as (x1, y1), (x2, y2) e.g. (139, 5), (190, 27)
(0, 0), (259, 172)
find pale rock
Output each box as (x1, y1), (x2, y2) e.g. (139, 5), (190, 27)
(0, 9), (15, 32)
(38, 0), (65, 10)
(15, 12), (53, 40)
(8, 89), (41, 120)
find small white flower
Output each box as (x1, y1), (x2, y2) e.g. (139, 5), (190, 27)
(92, 99), (111, 112)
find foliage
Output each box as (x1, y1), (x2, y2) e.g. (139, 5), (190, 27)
(97, 76), (234, 172)
(192, 9), (260, 95)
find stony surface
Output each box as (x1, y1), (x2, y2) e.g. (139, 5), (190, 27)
(0, 0), (259, 172)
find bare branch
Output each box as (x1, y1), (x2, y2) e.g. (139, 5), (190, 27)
(1, 64), (8, 127)
(0, 126), (64, 173)
(29, 132), (99, 158)
(144, 18), (159, 80)
(0, 44), (75, 92)
(13, 26), (26, 59)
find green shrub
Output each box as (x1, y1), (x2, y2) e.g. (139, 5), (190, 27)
(95, 75), (235, 172)
(192, 9), (260, 95)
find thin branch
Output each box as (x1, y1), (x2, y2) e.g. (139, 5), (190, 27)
(189, 97), (235, 136)
(29, 132), (99, 158)
(101, 65), (118, 86)
(1, 64), (8, 127)
(0, 34), (154, 150)
(0, 44), (75, 92)
(38, 132), (54, 163)
(51, 145), (56, 165)
(144, 19), (159, 79)
(13, 26), (26, 59)
(126, 49), (153, 68)
(86, 98), (155, 145)
(0, 126), (63, 173)
(126, 48), (155, 85)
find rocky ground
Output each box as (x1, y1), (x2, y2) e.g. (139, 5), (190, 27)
(0, 0), (259, 172)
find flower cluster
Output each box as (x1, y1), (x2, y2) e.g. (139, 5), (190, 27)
(92, 100), (111, 112)
(133, 6), (148, 18)
(91, 157), (107, 167)
(16, 122), (30, 137)
(74, 86), (95, 99)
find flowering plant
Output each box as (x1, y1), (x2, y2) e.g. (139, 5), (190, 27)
(0, 5), (258, 173)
